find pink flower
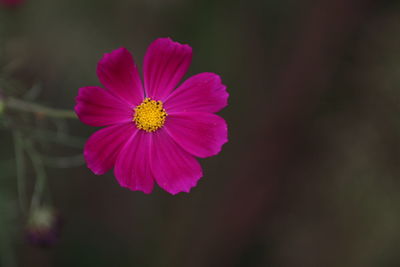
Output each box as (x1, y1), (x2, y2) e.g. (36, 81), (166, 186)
(75, 38), (228, 194)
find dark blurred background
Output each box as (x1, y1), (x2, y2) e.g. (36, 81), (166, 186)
(1, 0), (400, 266)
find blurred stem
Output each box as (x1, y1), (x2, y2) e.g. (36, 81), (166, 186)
(43, 154), (84, 168)
(5, 97), (77, 119)
(13, 131), (27, 214)
(23, 83), (42, 101)
(30, 128), (85, 148)
(1, 123), (86, 148)
(24, 140), (48, 211)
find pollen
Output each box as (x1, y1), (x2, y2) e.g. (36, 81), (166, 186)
(133, 98), (167, 132)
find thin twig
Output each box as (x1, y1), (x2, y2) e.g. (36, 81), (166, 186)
(12, 131), (27, 214)
(42, 154), (85, 168)
(30, 128), (85, 148)
(24, 139), (48, 211)
(5, 97), (77, 119)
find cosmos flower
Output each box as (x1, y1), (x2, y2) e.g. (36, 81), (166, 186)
(75, 38), (228, 194)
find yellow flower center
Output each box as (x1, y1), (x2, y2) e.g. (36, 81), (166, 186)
(133, 98), (167, 132)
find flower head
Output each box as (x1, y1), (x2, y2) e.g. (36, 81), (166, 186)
(75, 38), (228, 194)
(26, 206), (62, 247)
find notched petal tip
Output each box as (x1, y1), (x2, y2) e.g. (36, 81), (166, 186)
(205, 73), (229, 111)
(151, 129), (203, 195)
(151, 37), (193, 51)
(74, 86), (132, 127)
(83, 149), (106, 176)
(83, 124), (138, 175)
(165, 72), (229, 114)
(144, 37), (193, 100)
(165, 177), (201, 195)
(101, 48), (134, 67)
(165, 112), (228, 159)
(118, 182), (154, 194)
(114, 131), (155, 194)
(96, 47), (144, 106)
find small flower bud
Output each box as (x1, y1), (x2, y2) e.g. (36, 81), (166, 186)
(25, 206), (62, 247)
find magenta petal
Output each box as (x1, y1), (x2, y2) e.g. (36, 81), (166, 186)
(97, 47), (144, 106)
(114, 130), (154, 194)
(144, 38), (192, 101)
(165, 112), (228, 158)
(84, 123), (137, 175)
(75, 86), (133, 127)
(151, 129), (202, 194)
(165, 73), (228, 113)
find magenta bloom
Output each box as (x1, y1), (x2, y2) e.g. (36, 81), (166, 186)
(75, 38), (228, 194)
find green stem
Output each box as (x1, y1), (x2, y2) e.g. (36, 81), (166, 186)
(5, 97), (77, 119)
(42, 154), (84, 168)
(30, 128), (85, 148)
(13, 131), (27, 214)
(0, 124), (86, 148)
(24, 140), (48, 211)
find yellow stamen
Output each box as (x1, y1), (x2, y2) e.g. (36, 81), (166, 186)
(133, 98), (167, 132)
